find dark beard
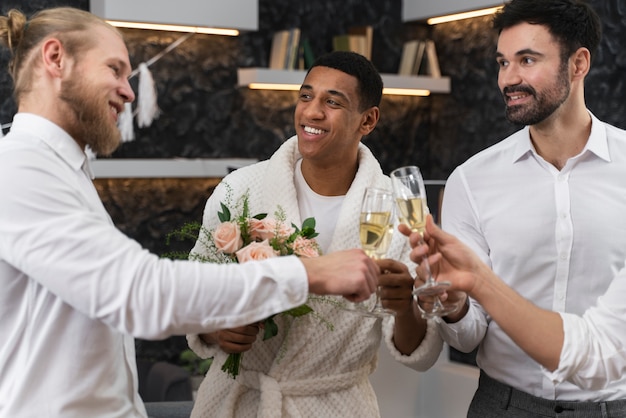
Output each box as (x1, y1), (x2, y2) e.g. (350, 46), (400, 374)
(503, 61), (571, 126)
(59, 77), (121, 156)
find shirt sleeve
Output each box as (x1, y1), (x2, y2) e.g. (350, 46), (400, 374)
(542, 267), (626, 390)
(439, 168), (489, 351)
(435, 298), (489, 353)
(0, 149), (309, 340)
(381, 316), (443, 371)
(187, 333), (218, 359)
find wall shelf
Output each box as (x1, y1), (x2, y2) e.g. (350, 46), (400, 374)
(91, 0), (259, 31)
(237, 68), (451, 94)
(90, 158), (258, 179)
(402, 0), (503, 22)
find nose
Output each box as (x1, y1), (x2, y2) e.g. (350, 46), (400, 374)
(499, 64), (522, 88)
(301, 98), (324, 120)
(120, 78), (136, 103)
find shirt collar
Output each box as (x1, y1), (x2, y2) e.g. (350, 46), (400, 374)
(10, 113), (89, 174)
(585, 112), (610, 162)
(511, 110), (610, 163)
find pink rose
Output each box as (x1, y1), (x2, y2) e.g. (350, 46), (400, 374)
(249, 218), (276, 241)
(275, 222), (296, 242)
(249, 218), (295, 242)
(291, 236), (321, 258)
(212, 222), (243, 254)
(236, 240), (279, 263)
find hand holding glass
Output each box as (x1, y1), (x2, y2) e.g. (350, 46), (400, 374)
(390, 166), (460, 318)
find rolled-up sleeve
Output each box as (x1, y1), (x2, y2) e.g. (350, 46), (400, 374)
(381, 316), (443, 371)
(543, 269), (626, 390)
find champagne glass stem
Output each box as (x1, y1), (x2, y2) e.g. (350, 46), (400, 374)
(369, 254), (393, 316)
(418, 237), (434, 285)
(412, 234), (455, 318)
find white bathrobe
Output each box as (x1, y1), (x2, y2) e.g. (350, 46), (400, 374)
(187, 137), (442, 417)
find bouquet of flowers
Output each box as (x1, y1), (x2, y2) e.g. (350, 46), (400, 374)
(170, 187), (324, 378)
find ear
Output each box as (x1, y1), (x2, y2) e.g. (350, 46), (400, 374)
(571, 47), (591, 80)
(40, 38), (67, 78)
(359, 106), (380, 135)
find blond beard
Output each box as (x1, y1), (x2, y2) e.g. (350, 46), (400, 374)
(59, 75), (122, 157)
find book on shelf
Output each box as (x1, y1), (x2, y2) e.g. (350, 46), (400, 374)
(298, 38), (315, 70)
(332, 25), (373, 60)
(423, 39), (441, 78)
(332, 34), (351, 53)
(269, 28), (301, 70)
(397, 39), (441, 77)
(398, 39), (425, 76)
(269, 30), (289, 69)
(348, 25), (373, 60)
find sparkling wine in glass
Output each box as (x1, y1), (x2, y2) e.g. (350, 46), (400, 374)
(374, 220), (394, 260)
(359, 188), (396, 316)
(369, 214), (396, 316)
(345, 187), (394, 317)
(359, 211), (391, 258)
(390, 166), (459, 318)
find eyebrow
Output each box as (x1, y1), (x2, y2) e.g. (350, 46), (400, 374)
(300, 84), (350, 102)
(108, 57), (132, 78)
(496, 48), (545, 59)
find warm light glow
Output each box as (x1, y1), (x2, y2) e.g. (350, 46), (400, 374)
(426, 6), (503, 25)
(247, 83), (301, 91)
(247, 83), (431, 96)
(383, 88), (430, 97)
(106, 20), (239, 36)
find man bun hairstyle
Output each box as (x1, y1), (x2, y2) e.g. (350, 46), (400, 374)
(0, 7), (114, 104)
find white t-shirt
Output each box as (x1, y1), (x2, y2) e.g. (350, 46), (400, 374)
(294, 158), (345, 254)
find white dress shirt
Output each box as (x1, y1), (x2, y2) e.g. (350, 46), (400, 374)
(0, 113), (309, 417)
(439, 112), (626, 401)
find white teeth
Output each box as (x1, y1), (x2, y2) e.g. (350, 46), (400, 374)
(304, 126), (324, 135)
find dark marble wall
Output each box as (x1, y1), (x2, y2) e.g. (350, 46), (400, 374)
(2, 0), (625, 178)
(2, 0), (625, 246)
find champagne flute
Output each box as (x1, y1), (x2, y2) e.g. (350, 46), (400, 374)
(390, 166), (459, 318)
(359, 187), (396, 316)
(369, 221), (395, 316)
(344, 187), (393, 317)
(359, 187), (393, 258)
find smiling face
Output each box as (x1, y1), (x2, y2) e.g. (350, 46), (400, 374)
(496, 22), (571, 126)
(294, 66), (378, 168)
(58, 24), (135, 156)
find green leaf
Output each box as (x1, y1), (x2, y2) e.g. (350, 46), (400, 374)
(253, 213), (268, 220)
(284, 304), (314, 317)
(263, 317), (279, 340)
(218, 202), (231, 223)
(160, 251), (191, 260)
(302, 217), (316, 230)
(299, 218), (320, 238)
